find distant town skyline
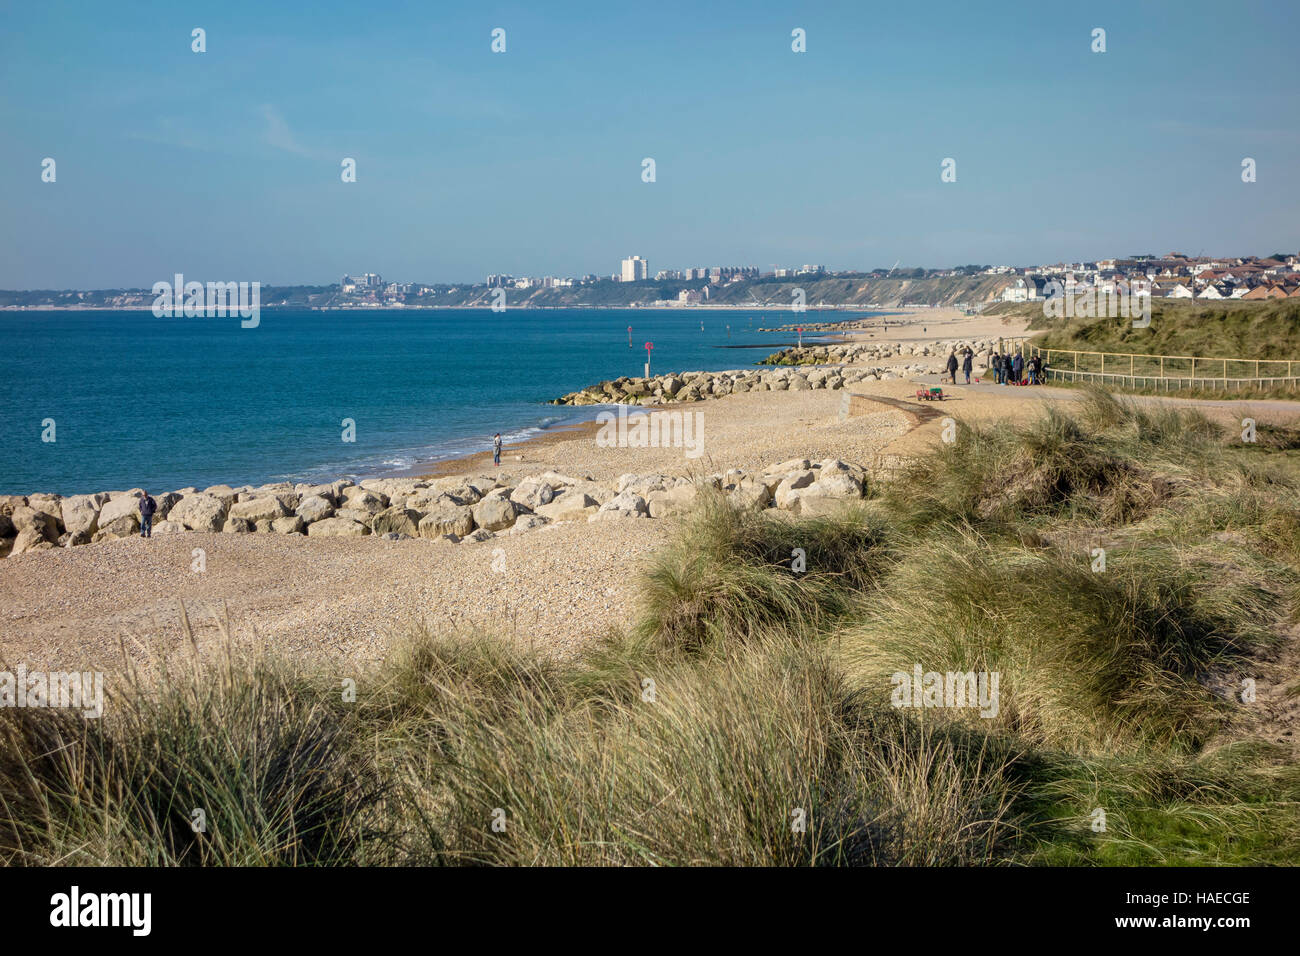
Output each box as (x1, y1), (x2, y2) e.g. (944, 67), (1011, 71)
(2, 0), (1297, 289)
(7, 249), (1299, 312)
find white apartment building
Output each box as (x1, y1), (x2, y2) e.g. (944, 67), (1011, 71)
(621, 256), (649, 282)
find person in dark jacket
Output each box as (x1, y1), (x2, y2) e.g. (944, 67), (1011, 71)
(139, 491), (157, 538)
(945, 352), (958, 384)
(961, 349), (973, 384)
(1012, 352), (1024, 385)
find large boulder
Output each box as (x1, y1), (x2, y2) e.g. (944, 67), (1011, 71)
(26, 495), (64, 533)
(295, 483), (339, 505)
(565, 480), (615, 505)
(11, 527), (55, 554)
(510, 514), (550, 535)
(535, 493), (599, 523)
(419, 483), (481, 507)
(371, 507), (422, 537)
(295, 495), (335, 524)
(333, 507), (376, 526)
(509, 479), (554, 512)
(767, 458), (812, 476)
(93, 513), (140, 540)
(97, 494), (142, 528)
(592, 491), (649, 520)
(808, 471), (863, 499)
(534, 471), (582, 487)
(727, 478), (772, 510)
(341, 487), (389, 515)
(223, 516), (254, 533)
(359, 478), (424, 499)
(774, 471), (817, 509)
(229, 496), (290, 523)
(202, 484), (240, 507)
(0, 495), (27, 517)
(418, 503), (475, 538)
(10, 505), (57, 541)
(306, 517), (370, 537)
(618, 474), (670, 496)
(60, 495), (103, 537)
(647, 484), (700, 518)
(472, 497), (517, 532)
(152, 520), (188, 535)
(271, 515), (306, 535)
(169, 494), (230, 533)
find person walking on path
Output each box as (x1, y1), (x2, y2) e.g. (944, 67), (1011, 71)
(138, 491), (156, 538)
(493, 432), (502, 467)
(961, 348), (973, 384)
(945, 351), (959, 385)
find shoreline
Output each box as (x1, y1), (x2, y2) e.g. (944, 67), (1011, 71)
(394, 419), (607, 481)
(0, 307), (1017, 498)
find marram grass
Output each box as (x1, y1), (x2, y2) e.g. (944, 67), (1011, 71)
(2, 394), (1299, 865)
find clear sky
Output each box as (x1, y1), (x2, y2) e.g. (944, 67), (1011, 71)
(1, 0), (1296, 288)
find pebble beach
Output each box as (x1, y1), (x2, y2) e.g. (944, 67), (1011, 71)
(0, 307), (1034, 674)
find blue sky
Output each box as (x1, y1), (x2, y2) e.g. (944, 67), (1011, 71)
(1, 0), (1296, 288)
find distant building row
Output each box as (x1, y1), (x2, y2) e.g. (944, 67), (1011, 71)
(1000, 253), (1300, 303)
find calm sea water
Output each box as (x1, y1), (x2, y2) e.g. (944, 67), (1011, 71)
(0, 308), (873, 495)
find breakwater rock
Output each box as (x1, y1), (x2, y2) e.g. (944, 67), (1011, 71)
(550, 362), (938, 407)
(0, 457), (877, 557)
(759, 338), (1004, 367)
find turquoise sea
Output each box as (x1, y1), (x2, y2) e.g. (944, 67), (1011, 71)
(0, 308), (873, 495)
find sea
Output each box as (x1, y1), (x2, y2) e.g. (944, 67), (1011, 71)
(0, 308), (878, 495)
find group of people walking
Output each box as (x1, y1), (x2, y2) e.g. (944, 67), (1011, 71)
(945, 348), (1046, 386)
(946, 348), (975, 384)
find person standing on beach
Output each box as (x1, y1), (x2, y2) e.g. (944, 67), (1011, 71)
(1012, 352), (1024, 385)
(945, 351), (958, 385)
(961, 349), (973, 384)
(493, 433), (502, 467)
(138, 491), (156, 538)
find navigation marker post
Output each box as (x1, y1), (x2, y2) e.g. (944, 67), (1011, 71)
(645, 341), (653, 378)
(627, 326), (632, 348)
